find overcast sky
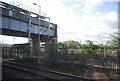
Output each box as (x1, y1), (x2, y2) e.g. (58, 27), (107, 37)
(0, 0), (119, 44)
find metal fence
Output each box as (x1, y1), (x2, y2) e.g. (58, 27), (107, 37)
(45, 48), (119, 69)
(2, 46), (30, 59)
(43, 43), (120, 78)
(2, 46), (120, 71)
(2, 44), (120, 79)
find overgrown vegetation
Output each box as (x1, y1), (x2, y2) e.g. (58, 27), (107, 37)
(45, 33), (120, 70)
(46, 33), (119, 56)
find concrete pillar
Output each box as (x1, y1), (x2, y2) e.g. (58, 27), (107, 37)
(47, 37), (57, 43)
(29, 38), (33, 58)
(32, 37), (40, 58)
(50, 38), (57, 42)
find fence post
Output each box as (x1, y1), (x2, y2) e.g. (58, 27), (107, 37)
(103, 48), (105, 68)
(2, 47), (4, 58)
(2, 47), (3, 58)
(117, 48), (120, 74)
(6, 47), (8, 58)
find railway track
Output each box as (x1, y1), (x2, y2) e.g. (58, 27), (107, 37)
(3, 62), (56, 80)
(3, 60), (96, 81)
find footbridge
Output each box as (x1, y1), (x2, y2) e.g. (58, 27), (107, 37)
(0, 1), (57, 42)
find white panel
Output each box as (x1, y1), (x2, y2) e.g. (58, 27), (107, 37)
(9, 10), (13, 16)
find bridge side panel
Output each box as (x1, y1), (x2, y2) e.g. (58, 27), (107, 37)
(10, 18), (20, 31)
(2, 17), (9, 29)
(2, 16), (57, 37)
(20, 21), (28, 32)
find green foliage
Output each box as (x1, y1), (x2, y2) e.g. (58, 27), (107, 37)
(75, 49), (84, 54)
(46, 33), (119, 60)
(63, 41), (80, 49)
(106, 33), (120, 48)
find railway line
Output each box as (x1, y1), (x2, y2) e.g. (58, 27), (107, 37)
(3, 60), (96, 80)
(3, 65), (45, 79)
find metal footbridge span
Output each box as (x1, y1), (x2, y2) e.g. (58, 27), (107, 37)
(0, 1), (57, 42)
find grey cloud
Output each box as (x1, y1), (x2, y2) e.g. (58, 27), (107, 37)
(103, 19), (118, 29)
(65, 32), (77, 35)
(84, 34), (108, 42)
(85, 34), (105, 38)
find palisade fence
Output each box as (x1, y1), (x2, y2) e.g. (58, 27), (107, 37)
(2, 43), (31, 59)
(44, 43), (120, 75)
(2, 46), (120, 70)
(2, 46), (28, 59)
(2, 43), (120, 77)
(2, 45), (45, 60)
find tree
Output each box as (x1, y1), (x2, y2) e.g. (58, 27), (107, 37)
(64, 41), (80, 49)
(106, 33), (120, 48)
(84, 40), (101, 56)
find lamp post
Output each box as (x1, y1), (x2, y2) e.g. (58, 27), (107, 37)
(33, 3), (41, 64)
